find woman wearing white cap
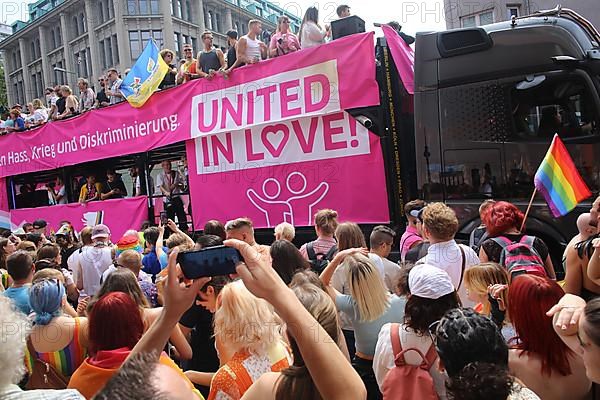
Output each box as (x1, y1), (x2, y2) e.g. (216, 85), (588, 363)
(373, 263), (460, 399)
(321, 248), (406, 399)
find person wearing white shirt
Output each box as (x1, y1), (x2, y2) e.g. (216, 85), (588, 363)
(299, 7), (329, 49)
(374, 264), (459, 398)
(369, 225), (402, 292)
(76, 224), (113, 297)
(417, 203), (480, 307)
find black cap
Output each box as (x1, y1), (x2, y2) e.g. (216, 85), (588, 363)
(32, 219), (47, 229)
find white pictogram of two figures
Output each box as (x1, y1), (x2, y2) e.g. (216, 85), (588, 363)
(247, 172), (329, 227)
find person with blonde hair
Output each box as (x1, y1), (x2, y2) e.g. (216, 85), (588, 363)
(242, 278), (341, 400)
(321, 250), (406, 399)
(26, 98), (48, 127)
(57, 86), (79, 120)
(269, 16), (300, 58)
(274, 222), (295, 242)
(158, 48), (178, 89)
(200, 280), (289, 399)
(464, 262), (515, 341)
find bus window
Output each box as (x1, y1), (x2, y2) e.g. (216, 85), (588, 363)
(432, 72), (600, 202)
(511, 74), (599, 140)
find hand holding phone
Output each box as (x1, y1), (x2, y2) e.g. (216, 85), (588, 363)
(177, 245), (243, 279)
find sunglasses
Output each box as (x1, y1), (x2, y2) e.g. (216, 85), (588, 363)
(184, 49), (193, 52)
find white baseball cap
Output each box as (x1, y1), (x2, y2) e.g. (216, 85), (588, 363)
(409, 264), (455, 299)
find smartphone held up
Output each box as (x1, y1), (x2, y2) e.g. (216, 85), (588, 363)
(177, 245), (243, 279)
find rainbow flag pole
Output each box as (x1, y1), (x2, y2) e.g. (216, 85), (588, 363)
(522, 134), (592, 230)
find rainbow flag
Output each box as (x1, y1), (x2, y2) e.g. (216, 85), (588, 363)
(534, 134), (591, 217)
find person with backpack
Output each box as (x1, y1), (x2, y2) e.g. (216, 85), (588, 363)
(399, 200), (425, 261)
(300, 209), (339, 272)
(478, 201), (556, 280)
(321, 249), (406, 400)
(469, 199), (496, 253)
(431, 308), (541, 400)
(373, 263), (460, 399)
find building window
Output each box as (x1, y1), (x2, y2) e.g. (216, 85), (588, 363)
(177, 0), (183, 18)
(507, 6), (519, 19)
(112, 34), (119, 64)
(128, 0), (159, 15)
(30, 41), (36, 62)
(36, 71), (43, 97)
(129, 30), (162, 59)
(108, 0), (114, 19)
(460, 10), (494, 27)
(72, 16), (79, 38)
(460, 15), (476, 27)
(56, 26), (62, 46)
(80, 13), (86, 33)
(215, 13), (221, 32)
(31, 74), (37, 99)
(98, 0), (105, 23)
(191, 37), (198, 54)
(479, 10), (494, 25)
(174, 32), (181, 58)
(129, 31), (141, 59)
(186, 0), (192, 21)
(207, 11), (213, 30)
(100, 39), (107, 68)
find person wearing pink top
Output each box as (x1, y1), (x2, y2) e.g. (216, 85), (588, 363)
(269, 16), (300, 58)
(399, 200), (425, 261)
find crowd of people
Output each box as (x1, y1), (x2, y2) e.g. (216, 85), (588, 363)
(1, 194), (599, 400)
(0, 4), (413, 136)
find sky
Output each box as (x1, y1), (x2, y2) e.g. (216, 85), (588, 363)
(1, 0), (448, 36)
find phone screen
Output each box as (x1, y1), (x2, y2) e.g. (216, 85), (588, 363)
(177, 245), (243, 279)
(160, 211), (168, 225)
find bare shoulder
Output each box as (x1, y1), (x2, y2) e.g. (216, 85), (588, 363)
(241, 372), (280, 400)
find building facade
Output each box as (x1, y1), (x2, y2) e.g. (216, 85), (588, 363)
(444, 0), (600, 31)
(0, 0), (301, 106)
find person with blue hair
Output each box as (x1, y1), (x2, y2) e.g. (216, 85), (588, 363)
(27, 279), (89, 381)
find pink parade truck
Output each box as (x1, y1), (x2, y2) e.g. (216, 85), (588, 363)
(2, 8), (598, 274)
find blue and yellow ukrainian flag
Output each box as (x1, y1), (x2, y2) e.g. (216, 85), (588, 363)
(120, 39), (169, 108)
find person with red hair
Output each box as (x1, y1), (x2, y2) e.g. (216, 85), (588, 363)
(68, 292), (199, 399)
(479, 201), (556, 279)
(507, 275), (591, 399)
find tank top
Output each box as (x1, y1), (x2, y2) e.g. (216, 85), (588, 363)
(199, 49), (222, 74)
(28, 317), (87, 377)
(244, 35), (262, 61)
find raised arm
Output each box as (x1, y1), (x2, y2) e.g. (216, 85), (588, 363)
(127, 249), (209, 361)
(547, 293), (587, 355)
(226, 239), (367, 400)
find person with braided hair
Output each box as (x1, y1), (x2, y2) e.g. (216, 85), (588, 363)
(431, 308), (540, 400)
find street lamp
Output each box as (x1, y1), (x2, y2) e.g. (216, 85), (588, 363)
(53, 67), (78, 75)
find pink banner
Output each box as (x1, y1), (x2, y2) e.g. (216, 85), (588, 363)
(0, 32), (379, 179)
(10, 196), (148, 239)
(186, 112), (390, 229)
(382, 25), (415, 94)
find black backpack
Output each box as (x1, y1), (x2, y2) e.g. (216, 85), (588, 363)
(306, 242), (338, 274)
